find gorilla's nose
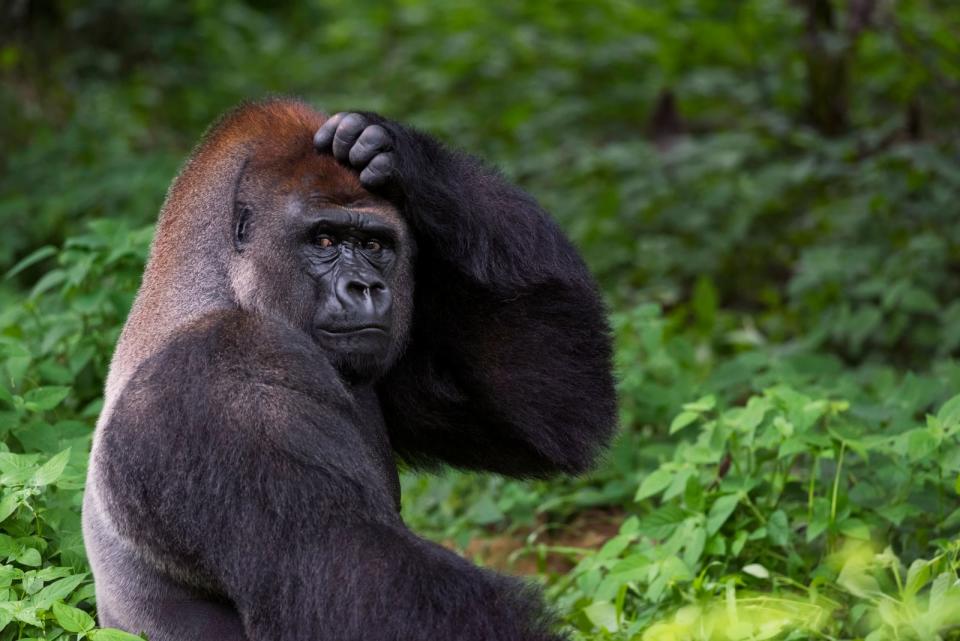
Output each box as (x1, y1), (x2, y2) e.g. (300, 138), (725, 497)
(335, 273), (391, 318)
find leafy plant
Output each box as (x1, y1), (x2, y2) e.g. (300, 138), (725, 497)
(2, 1), (960, 639)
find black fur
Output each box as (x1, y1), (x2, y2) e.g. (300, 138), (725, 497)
(85, 105), (617, 641)
(367, 117), (616, 476)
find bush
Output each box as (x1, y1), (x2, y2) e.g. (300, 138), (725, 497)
(2, 1), (959, 639)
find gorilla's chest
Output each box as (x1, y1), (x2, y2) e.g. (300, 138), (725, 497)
(351, 386), (401, 511)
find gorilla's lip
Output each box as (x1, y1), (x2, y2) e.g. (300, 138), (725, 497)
(318, 326), (388, 335)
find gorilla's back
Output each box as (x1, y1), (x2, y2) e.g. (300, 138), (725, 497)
(83, 468), (248, 641)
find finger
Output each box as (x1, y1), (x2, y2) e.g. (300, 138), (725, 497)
(331, 113), (367, 162)
(359, 152), (396, 188)
(348, 125), (390, 168)
(313, 113), (346, 152)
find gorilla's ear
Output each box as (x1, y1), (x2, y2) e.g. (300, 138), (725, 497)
(233, 202), (253, 252)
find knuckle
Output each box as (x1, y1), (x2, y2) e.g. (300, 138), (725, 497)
(356, 132), (377, 149)
(366, 124), (388, 140)
(348, 146), (368, 164)
(340, 113), (365, 130)
(371, 153), (394, 170)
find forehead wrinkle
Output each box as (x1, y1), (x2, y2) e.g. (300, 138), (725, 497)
(302, 199), (405, 228)
(313, 212), (401, 241)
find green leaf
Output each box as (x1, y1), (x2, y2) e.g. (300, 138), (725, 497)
(839, 518), (871, 540)
(838, 560), (881, 598)
(52, 601), (95, 633)
(733, 397), (770, 435)
(635, 468), (672, 501)
(663, 467), (694, 501)
(682, 525), (705, 568)
(30, 449), (70, 487)
(28, 269), (66, 299)
(937, 394), (960, 427)
(31, 574), (86, 609)
(905, 428), (938, 461)
(742, 563), (770, 579)
(89, 629), (147, 641)
(463, 495), (502, 526)
(646, 555), (693, 602)
(669, 411), (700, 434)
(683, 475), (704, 512)
(731, 530), (748, 556)
(16, 548), (41, 567)
(639, 503), (687, 539)
(766, 510), (790, 547)
(807, 497), (831, 542)
(595, 533), (634, 561)
(5, 246), (57, 280)
(0, 384), (14, 409)
(0, 536), (18, 558)
(2, 600), (41, 626)
(904, 558), (933, 598)
(22, 386), (71, 413)
(682, 394), (716, 413)
(3, 340), (32, 387)
(21, 572), (42, 595)
(0, 493), (18, 522)
(706, 494), (740, 535)
(583, 601), (618, 632)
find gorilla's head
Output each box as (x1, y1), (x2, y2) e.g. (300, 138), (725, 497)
(109, 99), (415, 404)
(228, 119), (414, 383)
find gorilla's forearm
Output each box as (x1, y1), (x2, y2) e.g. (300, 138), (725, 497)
(228, 522), (565, 641)
(383, 124), (586, 292)
(381, 122), (618, 475)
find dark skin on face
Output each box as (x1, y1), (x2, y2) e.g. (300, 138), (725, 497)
(304, 208), (399, 367)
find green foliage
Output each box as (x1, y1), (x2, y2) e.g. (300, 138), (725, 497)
(0, 222), (149, 638)
(2, 0), (960, 639)
(548, 378), (960, 639)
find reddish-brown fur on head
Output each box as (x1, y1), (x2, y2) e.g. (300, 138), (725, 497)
(198, 100), (387, 209)
(166, 100), (389, 228)
(102, 99), (408, 416)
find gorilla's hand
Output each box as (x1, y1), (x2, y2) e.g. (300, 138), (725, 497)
(314, 113), (400, 191)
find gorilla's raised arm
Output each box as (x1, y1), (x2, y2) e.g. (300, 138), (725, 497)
(315, 113), (617, 477)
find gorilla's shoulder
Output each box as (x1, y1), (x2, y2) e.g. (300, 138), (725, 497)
(120, 309), (350, 415)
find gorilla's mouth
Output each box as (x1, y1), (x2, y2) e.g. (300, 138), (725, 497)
(319, 326), (388, 335)
(316, 326), (392, 369)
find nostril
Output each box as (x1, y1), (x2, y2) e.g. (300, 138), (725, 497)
(336, 272), (388, 308)
(347, 281), (369, 295)
(345, 278), (385, 297)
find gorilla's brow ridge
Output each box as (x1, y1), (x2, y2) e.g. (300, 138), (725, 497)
(308, 208), (400, 238)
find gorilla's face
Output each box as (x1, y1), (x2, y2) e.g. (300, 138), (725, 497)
(230, 151), (414, 383)
(304, 207), (401, 378)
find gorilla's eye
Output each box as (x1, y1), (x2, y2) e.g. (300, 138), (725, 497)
(365, 239), (383, 253)
(317, 235), (335, 249)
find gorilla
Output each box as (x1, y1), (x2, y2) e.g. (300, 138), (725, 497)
(82, 98), (616, 641)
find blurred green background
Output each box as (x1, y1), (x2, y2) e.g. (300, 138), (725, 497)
(2, 1), (960, 640)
